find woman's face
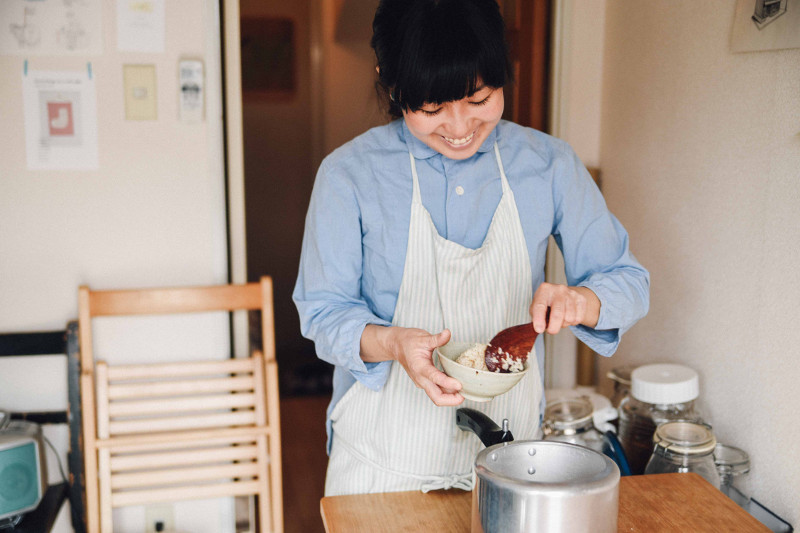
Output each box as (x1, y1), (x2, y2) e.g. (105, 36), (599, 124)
(402, 86), (504, 160)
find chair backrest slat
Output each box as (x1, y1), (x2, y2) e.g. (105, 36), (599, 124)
(108, 392), (256, 417)
(89, 283), (263, 316)
(109, 443), (259, 471)
(105, 357), (256, 380)
(111, 462), (261, 490)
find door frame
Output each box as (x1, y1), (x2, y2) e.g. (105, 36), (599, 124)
(221, 0), (249, 358)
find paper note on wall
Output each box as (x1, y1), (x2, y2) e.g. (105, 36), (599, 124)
(123, 64), (158, 120)
(117, 0), (165, 53)
(0, 0), (103, 55)
(22, 69), (99, 170)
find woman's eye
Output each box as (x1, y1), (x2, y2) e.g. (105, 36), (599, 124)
(420, 107), (442, 116)
(469, 94), (492, 106)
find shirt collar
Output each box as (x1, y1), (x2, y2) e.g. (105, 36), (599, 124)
(401, 119), (497, 160)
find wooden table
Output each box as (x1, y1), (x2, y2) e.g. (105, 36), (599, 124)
(320, 473), (770, 532)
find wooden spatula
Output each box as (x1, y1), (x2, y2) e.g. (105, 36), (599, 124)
(485, 307), (551, 372)
(484, 323), (538, 372)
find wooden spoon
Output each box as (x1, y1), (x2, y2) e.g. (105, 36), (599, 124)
(484, 311), (548, 372)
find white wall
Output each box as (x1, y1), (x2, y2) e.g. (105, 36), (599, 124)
(592, 1), (800, 523)
(0, 1), (233, 531)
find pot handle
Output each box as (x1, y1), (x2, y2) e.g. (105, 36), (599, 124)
(456, 408), (514, 448)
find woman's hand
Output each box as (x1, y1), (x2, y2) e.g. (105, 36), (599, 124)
(530, 283), (600, 334)
(361, 325), (463, 406)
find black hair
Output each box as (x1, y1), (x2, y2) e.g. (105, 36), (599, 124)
(371, 0), (511, 118)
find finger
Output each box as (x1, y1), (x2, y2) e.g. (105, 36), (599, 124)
(531, 301), (549, 333)
(432, 328), (451, 348)
(436, 392), (465, 406)
(423, 381), (464, 406)
(430, 368), (462, 392)
(547, 303), (565, 334)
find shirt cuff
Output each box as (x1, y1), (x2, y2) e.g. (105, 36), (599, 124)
(350, 361), (393, 391)
(574, 281), (621, 357)
(570, 324), (619, 357)
(344, 317), (393, 390)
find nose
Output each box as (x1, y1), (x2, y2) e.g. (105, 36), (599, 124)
(443, 103), (473, 137)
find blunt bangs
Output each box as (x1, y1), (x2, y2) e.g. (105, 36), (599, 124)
(392, 1), (509, 112)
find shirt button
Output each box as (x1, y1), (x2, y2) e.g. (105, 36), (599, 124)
(455, 186), (465, 196)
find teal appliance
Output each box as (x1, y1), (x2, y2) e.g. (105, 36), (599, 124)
(0, 412), (48, 523)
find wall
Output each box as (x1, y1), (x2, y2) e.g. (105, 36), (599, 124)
(0, 1), (233, 531)
(595, 1), (800, 522)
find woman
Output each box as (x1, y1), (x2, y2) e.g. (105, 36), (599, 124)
(293, 0), (649, 496)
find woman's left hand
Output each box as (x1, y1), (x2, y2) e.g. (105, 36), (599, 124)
(530, 283), (600, 334)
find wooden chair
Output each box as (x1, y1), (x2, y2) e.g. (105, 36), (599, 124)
(78, 277), (283, 533)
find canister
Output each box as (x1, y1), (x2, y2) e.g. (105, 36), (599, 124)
(617, 364), (702, 474)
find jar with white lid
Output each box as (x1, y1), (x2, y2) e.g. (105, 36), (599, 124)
(618, 364), (702, 475)
(644, 421), (720, 488)
(714, 443), (751, 508)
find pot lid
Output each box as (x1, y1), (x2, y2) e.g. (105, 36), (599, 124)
(543, 397), (593, 431)
(653, 421), (716, 455)
(474, 440), (619, 492)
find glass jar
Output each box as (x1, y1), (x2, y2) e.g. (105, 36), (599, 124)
(542, 396), (605, 454)
(606, 365), (635, 408)
(644, 421), (720, 488)
(714, 443), (751, 508)
(618, 364), (701, 475)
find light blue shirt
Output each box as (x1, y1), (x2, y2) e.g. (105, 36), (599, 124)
(293, 119), (650, 449)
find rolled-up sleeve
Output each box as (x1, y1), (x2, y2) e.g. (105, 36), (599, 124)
(292, 160), (393, 390)
(551, 147), (650, 357)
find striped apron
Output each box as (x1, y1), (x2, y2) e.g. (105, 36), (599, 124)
(325, 143), (542, 496)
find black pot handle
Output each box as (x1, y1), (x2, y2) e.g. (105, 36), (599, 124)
(456, 408), (514, 448)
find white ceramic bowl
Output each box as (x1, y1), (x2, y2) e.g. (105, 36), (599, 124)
(435, 341), (529, 402)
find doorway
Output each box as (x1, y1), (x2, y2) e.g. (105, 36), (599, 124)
(235, 1), (550, 532)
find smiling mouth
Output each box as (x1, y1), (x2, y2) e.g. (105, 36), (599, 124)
(442, 130), (476, 147)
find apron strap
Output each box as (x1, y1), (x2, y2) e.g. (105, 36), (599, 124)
(493, 143), (511, 194)
(333, 431), (474, 493)
(408, 150), (422, 204)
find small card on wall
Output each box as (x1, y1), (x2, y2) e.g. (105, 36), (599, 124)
(178, 58), (204, 123)
(123, 64), (157, 120)
(117, 0), (165, 53)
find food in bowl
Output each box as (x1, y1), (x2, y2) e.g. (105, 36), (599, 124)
(455, 343), (526, 373)
(437, 342), (530, 402)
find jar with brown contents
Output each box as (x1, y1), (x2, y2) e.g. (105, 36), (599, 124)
(617, 364), (702, 475)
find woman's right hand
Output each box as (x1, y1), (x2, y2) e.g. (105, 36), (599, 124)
(361, 325), (464, 406)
